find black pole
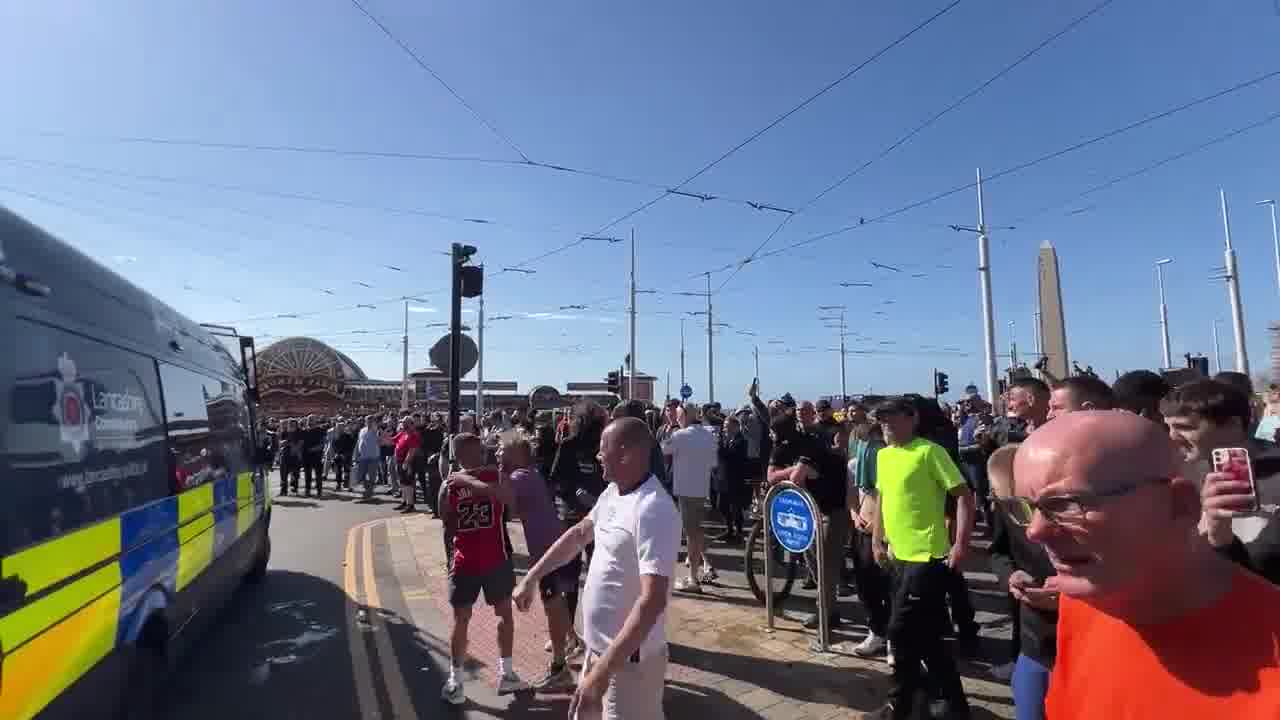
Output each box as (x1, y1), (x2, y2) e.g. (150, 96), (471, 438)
(449, 243), (464, 435)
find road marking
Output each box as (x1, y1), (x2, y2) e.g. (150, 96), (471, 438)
(363, 522), (420, 720)
(344, 523), (381, 719)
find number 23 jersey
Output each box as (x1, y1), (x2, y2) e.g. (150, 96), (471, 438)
(447, 468), (509, 574)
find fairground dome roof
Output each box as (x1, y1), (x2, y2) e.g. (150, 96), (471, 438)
(256, 336), (368, 382)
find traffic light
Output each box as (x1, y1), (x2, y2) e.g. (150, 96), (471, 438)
(934, 370), (950, 396)
(606, 370), (621, 395)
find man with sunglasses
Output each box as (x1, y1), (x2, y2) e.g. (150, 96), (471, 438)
(1013, 411), (1280, 718)
(867, 397), (974, 720)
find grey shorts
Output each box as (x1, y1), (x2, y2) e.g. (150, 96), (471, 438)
(448, 559), (515, 608)
(678, 496), (706, 535)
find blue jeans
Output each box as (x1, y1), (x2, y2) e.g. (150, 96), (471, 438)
(1011, 653), (1050, 720)
(353, 458), (379, 499)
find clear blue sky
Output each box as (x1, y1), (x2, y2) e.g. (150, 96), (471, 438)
(3, 1), (1279, 403)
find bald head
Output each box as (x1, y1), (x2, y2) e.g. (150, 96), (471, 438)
(600, 417), (655, 489)
(1012, 411), (1203, 611)
(1014, 411), (1181, 499)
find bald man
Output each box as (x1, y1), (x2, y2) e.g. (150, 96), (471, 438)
(1012, 412), (1280, 719)
(515, 417), (679, 720)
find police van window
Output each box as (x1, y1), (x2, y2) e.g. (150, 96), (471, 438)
(159, 364), (249, 493)
(3, 319), (169, 553)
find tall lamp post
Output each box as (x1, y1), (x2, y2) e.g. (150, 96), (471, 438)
(1259, 199), (1280, 297)
(1155, 258), (1173, 370)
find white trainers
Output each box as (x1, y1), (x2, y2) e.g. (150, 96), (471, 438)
(700, 565), (719, 582)
(496, 671), (529, 695)
(441, 678), (465, 705)
(991, 661), (1016, 681)
(886, 640), (895, 667)
(852, 633), (888, 658)
(675, 577), (703, 593)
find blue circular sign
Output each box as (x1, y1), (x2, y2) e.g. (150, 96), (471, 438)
(679, 384), (693, 400)
(768, 487), (816, 554)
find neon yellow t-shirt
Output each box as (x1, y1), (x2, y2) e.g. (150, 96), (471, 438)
(875, 437), (964, 562)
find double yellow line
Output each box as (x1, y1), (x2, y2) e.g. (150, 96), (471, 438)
(344, 520), (420, 720)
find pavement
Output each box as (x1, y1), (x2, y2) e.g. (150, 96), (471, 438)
(154, 473), (1016, 720)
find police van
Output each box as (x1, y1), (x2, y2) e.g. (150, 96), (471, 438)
(0, 206), (271, 719)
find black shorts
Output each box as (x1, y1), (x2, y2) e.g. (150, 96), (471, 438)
(538, 555), (581, 601)
(448, 559), (515, 608)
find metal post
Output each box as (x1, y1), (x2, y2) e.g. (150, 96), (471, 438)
(754, 344), (760, 379)
(401, 300), (410, 411)
(764, 500), (775, 632)
(812, 494), (830, 654)
(1009, 319), (1018, 369)
(1221, 189), (1251, 374)
(1213, 319), (1222, 374)
(476, 269), (485, 418)
(838, 310), (847, 402)
(1032, 310), (1042, 358)
(1259, 200), (1280, 297)
(706, 272), (715, 404)
(680, 318), (686, 388)
(1156, 259), (1173, 370)
(629, 228), (637, 400)
(976, 168), (999, 406)
(448, 244), (464, 434)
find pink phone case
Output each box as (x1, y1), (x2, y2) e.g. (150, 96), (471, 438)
(1212, 447), (1259, 512)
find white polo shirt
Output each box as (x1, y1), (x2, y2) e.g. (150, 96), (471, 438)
(662, 424), (718, 499)
(582, 475), (680, 659)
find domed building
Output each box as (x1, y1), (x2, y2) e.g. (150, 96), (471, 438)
(256, 337), (401, 417)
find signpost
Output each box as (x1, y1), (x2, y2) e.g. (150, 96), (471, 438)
(762, 482), (829, 653)
(679, 384), (693, 401)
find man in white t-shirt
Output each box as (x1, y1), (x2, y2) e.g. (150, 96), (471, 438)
(514, 417), (679, 720)
(661, 404), (718, 592)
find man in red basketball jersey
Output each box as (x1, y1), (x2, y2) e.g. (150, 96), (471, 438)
(439, 433), (527, 704)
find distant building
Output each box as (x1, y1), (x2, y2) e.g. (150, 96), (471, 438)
(1037, 240), (1070, 380)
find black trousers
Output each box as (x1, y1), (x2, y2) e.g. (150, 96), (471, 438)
(850, 531), (891, 636)
(716, 479), (747, 536)
(334, 455), (351, 487)
(425, 464), (443, 514)
(887, 559), (970, 717)
(303, 457), (324, 492)
(280, 463), (300, 493)
(947, 565), (978, 638)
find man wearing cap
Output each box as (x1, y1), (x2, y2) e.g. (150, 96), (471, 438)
(868, 397), (974, 720)
(814, 398), (842, 447)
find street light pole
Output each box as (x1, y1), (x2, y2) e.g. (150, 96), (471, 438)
(1259, 199), (1280, 297)
(1009, 319), (1018, 369)
(401, 300), (410, 411)
(629, 228), (637, 400)
(1212, 319), (1222, 374)
(976, 168), (999, 405)
(754, 344), (760, 379)
(1221, 189), (1250, 374)
(706, 272), (715, 404)
(680, 318), (686, 388)
(1156, 258), (1173, 370)
(476, 267), (485, 417)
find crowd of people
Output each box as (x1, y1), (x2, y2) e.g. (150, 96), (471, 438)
(261, 365), (1280, 719)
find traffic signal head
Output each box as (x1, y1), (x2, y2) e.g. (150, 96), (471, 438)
(606, 370), (621, 394)
(935, 371), (949, 395)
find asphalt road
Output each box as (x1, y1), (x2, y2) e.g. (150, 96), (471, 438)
(158, 480), (407, 720)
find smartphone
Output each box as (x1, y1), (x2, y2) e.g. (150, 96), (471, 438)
(1212, 447), (1260, 512)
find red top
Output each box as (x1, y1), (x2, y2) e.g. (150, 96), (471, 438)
(1046, 568), (1280, 719)
(394, 429), (421, 463)
(446, 467), (508, 574)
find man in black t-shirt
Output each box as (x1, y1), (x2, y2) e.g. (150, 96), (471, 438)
(768, 413), (849, 635)
(302, 415), (328, 496)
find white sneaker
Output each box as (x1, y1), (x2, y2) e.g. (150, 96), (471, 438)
(852, 633), (887, 658)
(441, 678), (465, 705)
(701, 565), (718, 582)
(675, 577), (703, 593)
(497, 671), (529, 695)
(991, 661), (1016, 681)
(886, 641), (895, 667)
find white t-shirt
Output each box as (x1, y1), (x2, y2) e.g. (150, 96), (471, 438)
(663, 424), (718, 499)
(582, 475), (680, 659)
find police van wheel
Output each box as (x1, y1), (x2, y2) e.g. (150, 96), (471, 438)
(246, 533), (271, 584)
(119, 643), (166, 720)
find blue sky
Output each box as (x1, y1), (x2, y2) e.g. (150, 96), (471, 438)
(3, 1), (1279, 403)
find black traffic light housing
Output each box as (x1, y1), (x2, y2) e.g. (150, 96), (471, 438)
(606, 370), (621, 395)
(934, 370), (950, 396)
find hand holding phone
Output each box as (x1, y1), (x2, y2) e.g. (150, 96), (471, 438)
(1210, 448), (1259, 513)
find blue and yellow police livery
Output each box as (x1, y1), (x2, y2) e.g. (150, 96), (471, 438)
(0, 207), (272, 719)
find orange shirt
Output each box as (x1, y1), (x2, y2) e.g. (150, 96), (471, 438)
(1047, 568), (1280, 719)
